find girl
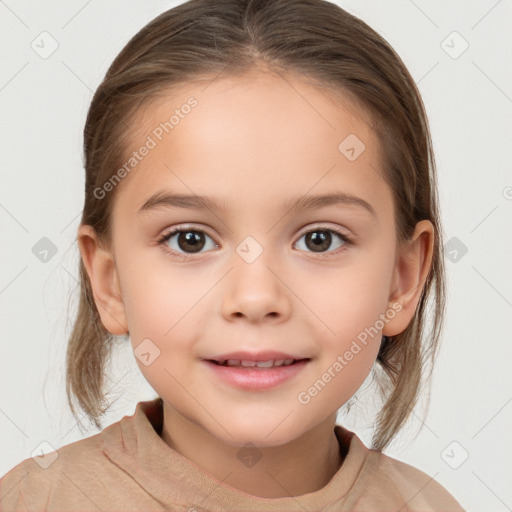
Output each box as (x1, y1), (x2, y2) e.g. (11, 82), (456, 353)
(1, 0), (465, 510)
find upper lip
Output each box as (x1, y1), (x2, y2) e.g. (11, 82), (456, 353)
(205, 351), (310, 362)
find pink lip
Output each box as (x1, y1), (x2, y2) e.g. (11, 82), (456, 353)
(203, 359), (310, 391)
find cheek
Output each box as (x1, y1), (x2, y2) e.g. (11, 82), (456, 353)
(296, 334), (380, 417)
(119, 253), (201, 338)
(122, 271), (209, 374)
(300, 260), (393, 342)
(127, 302), (198, 401)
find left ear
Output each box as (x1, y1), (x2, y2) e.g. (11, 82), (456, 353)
(383, 219), (435, 337)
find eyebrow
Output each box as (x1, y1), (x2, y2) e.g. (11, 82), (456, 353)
(137, 190), (377, 218)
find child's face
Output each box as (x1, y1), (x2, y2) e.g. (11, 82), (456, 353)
(103, 69), (410, 446)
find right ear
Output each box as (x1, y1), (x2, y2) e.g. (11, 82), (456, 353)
(77, 224), (128, 335)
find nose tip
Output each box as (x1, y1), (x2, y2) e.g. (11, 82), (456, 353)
(221, 259), (291, 323)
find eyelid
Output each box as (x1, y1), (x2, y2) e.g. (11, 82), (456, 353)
(297, 222), (351, 237)
(158, 223), (218, 242)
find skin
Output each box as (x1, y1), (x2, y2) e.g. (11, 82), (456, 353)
(78, 66), (434, 498)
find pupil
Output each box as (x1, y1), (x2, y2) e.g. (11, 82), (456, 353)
(307, 231), (331, 252)
(178, 231), (205, 253)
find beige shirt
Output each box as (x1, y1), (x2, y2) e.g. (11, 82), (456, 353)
(0, 398), (465, 511)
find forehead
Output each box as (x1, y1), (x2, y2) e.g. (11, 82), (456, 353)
(111, 69), (391, 224)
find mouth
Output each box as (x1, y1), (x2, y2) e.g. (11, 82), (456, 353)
(207, 358), (310, 369)
(203, 355), (311, 391)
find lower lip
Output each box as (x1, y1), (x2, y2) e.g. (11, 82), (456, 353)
(203, 359), (310, 391)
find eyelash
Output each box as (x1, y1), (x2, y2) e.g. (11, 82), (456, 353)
(156, 224), (353, 261)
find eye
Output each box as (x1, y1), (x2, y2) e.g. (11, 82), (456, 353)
(294, 227), (352, 256)
(157, 226), (218, 259)
(156, 224), (352, 261)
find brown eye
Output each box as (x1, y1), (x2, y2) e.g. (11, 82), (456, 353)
(175, 231), (205, 253)
(305, 231), (332, 252)
(295, 228), (350, 255)
(158, 228), (217, 256)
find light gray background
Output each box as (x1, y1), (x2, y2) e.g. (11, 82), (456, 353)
(1, 1), (511, 511)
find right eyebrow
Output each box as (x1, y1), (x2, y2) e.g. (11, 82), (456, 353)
(138, 191), (229, 214)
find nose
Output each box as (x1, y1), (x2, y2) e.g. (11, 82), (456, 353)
(220, 252), (292, 324)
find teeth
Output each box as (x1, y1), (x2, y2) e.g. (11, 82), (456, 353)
(217, 358), (298, 368)
(255, 360), (274, 368)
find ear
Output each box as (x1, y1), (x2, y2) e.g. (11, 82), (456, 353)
(77, 224), (128, 335)
(383, 219), (435, 337)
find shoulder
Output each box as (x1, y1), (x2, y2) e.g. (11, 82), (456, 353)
(0, 401), (166, 512)
(0, 415), (154, 511)
(0, 430), (109, 511)
(351, 444), (466, 511)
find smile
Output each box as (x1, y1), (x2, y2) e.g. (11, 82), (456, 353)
(210, 358), (299, 368)
(203, 359), (310, 391)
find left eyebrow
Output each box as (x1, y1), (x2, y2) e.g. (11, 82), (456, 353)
(137, 190), (377, 219)
(283, 192), (377, 219)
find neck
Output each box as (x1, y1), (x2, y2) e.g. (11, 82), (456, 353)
(160, 402), (343, 499)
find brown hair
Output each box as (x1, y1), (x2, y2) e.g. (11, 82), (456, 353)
(66, 0), (445, 451)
